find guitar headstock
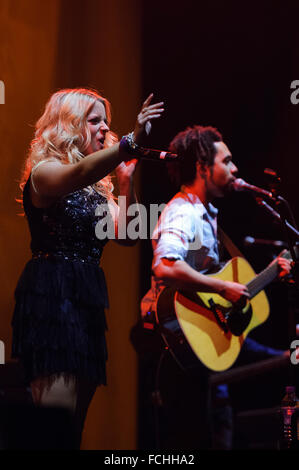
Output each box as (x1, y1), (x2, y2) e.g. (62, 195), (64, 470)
(280, 244), (299, 262)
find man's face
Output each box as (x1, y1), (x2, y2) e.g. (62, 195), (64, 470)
(205, 141), (238, 198)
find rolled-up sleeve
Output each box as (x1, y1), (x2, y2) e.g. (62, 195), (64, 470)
(152, 202), (203, 269)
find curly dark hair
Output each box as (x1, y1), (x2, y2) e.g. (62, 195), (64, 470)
(167, 125), (222, 187)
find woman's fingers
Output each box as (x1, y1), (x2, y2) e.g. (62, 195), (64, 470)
(138, 114), (163, 126)
(128, 158), (138, 166)
(140, 105), (164, 118)
(139, 106), (164, 119)
(138, 107), (164, 125)
(134, 94), (165, 143)
(142, 101), (164, 110)
(142, 106), (165, 115)
(142, 93), (154, 107)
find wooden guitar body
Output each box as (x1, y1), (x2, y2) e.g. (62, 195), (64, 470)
(156, 256), (270, 372)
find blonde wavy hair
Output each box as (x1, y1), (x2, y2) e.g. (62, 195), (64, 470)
(20, 87), (117, 199)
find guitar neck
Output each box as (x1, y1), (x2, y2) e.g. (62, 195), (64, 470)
(246, 250), (290, 299)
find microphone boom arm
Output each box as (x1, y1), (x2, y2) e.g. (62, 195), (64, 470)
(256, 198), (299, 272)
(256, 198), (299, 241)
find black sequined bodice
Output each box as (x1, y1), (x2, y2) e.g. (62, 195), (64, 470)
(23, 177), (110, 264)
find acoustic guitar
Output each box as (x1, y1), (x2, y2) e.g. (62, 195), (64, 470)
(155, 251), (291, 372)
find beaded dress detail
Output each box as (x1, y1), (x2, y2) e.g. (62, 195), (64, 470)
(12, 177), (111, 385)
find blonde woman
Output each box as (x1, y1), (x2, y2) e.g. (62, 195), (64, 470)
(12, 88), (164, 448)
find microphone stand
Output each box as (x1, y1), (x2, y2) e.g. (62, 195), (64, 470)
(255, 191), (299, 447)
(255, 195), (298, 382)
(256, 198), (299, 264)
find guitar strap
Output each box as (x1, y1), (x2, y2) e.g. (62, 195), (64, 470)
(218, 226), (245, 259)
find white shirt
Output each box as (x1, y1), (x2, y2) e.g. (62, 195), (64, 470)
(141, 191), (220, 317)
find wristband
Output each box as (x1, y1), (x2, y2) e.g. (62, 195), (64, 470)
(120, 132), (139, 155)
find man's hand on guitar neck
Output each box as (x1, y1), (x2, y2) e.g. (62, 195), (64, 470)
(269, 256), (292, 279)
(220, 257), (292, 305)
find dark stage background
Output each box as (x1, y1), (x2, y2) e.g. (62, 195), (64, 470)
(139, 0), (299, 350)
(136, 0), (299, 449)
(0, 0), (298, 451)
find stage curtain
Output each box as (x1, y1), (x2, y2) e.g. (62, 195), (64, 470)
(0, 0), (141, 450)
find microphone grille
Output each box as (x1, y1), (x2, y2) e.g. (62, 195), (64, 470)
(232, 178), (246, 191)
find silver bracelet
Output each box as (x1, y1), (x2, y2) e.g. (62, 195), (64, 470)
(125, 132), (138, 150)
(120, 131), (139, 155)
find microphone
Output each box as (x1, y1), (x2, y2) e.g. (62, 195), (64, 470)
(231, 178), (274, 199)
(136, 146), (179, 161)
(244, 236), (287, 248)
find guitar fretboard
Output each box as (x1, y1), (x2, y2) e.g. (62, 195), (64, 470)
(246, 262), (279, 299)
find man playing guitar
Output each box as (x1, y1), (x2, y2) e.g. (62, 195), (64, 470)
(140, 125), (292, 449)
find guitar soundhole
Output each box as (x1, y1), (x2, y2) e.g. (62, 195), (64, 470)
(207, 297), (253, 337)
(227, 303), (253, 336)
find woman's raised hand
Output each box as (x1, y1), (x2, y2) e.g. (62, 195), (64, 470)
(133, 93), (164, 144)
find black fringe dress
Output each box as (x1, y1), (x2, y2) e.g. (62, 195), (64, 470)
(12, 177), (110, 386)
